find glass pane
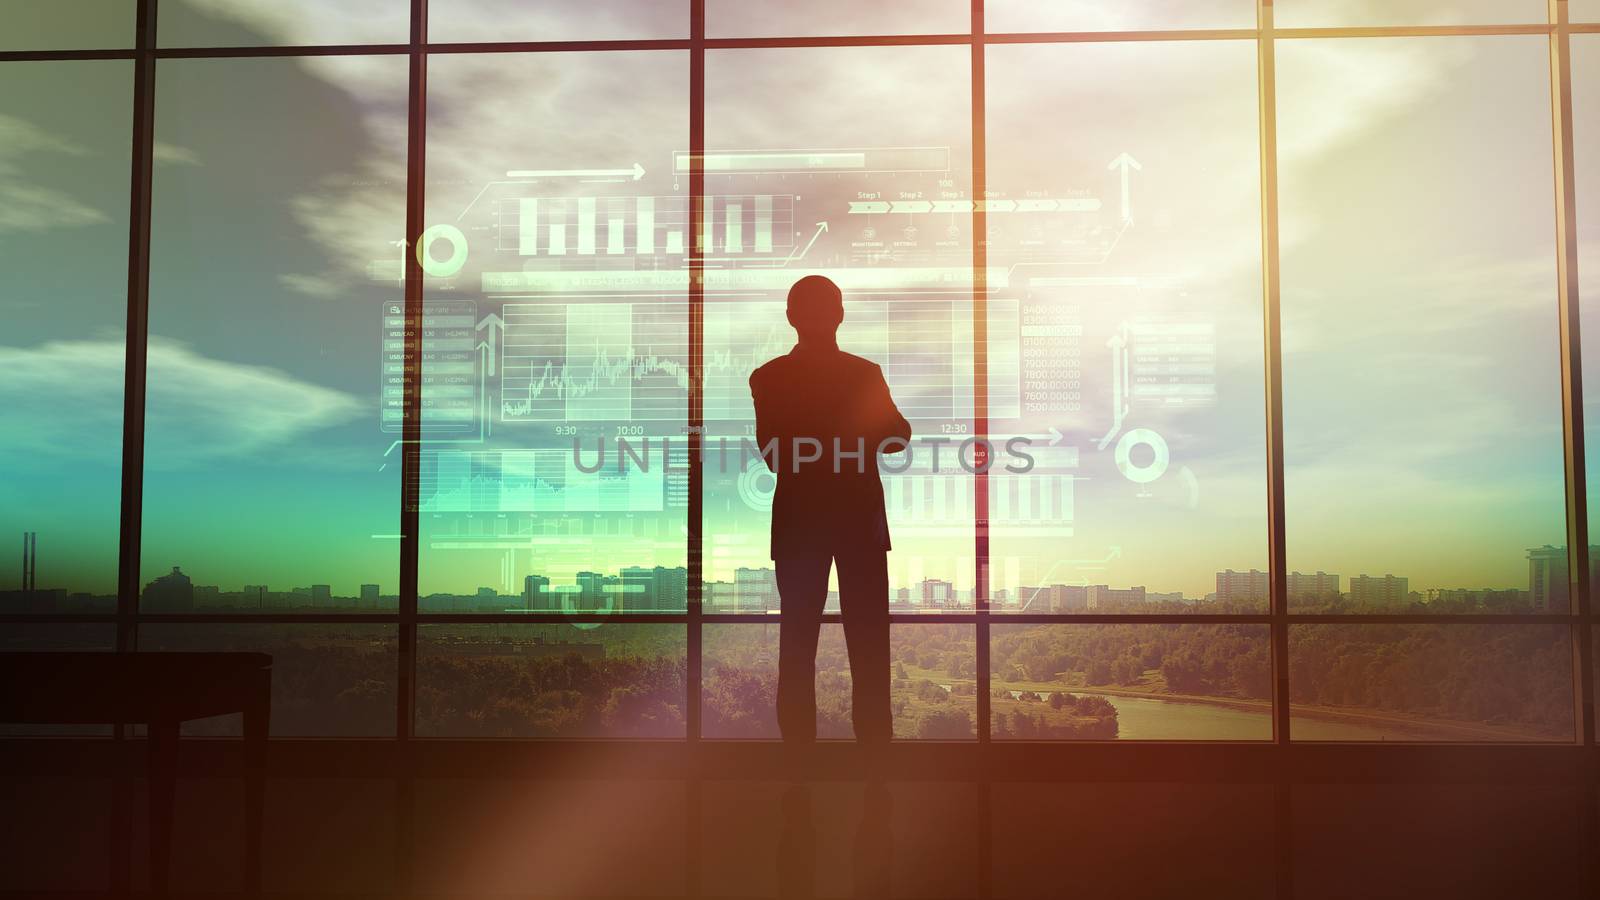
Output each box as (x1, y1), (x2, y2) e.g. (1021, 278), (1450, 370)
(1, 0), (132, 50)
(988, 0), (1253, 32)
(416, 624), (685, 737)
(1277, 0), (1546, 27)
(0, 623), (115, 651)
(703, 624), (976, 739)
(137, 624), (398, 737)
(703, 45), (974, 613)
(1279, 38), (1566, 613)
(143, 57), (406, 613)
(419, 51), (688, 608)
(707, 0), (967, 38)
(1576, 0), (1600, 22)
(0, 61), (130, 613)
(158, 0), (409, 48)
(1288, 624), (1575, 741)
(985, 42), (1266, 614)
(431, 0), (687, 42)
(991, 625), (1272, 740)
(1579, 37), (1600, 570)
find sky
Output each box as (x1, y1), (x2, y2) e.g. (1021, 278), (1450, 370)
(1, 0), (1598, 602)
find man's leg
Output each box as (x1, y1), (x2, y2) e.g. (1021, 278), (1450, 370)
(775, 554), (831, 744)
(836, 550), (892, 746)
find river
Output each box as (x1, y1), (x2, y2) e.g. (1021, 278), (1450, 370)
(995, 689), (1451, 741)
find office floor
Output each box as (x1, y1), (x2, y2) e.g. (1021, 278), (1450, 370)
(1, 771), (1593, 898)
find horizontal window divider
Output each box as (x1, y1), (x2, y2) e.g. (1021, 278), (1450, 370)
(1284, 614), (1587, 625)
(2, 739), (1594, 785)
(10, 21), (1584, 64)
(152, 43), (411, 58)
(5, 613), (1594, 627)
(0, 48), (138, 61)
(10, 22), (1580, 64)
(417, 613), (689, 625)
(1274, 24), (1555, 39)
(700, 33), (972, 48)
(127, 613), (404, 625)
(423, 38), (694, 54)
(982, 28), (1261, 44)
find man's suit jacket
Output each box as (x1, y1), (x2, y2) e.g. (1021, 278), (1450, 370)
(749, 347), (913, 559)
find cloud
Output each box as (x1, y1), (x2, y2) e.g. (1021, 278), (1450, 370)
(0, 114), (109, 234)
(277, 272), (343, 299)
(0, 338), (363, 467)
(153, 141), (202, 167)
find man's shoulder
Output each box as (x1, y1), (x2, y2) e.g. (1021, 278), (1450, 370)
(749, 354), (790, 386)
(835, 351), (880, 373)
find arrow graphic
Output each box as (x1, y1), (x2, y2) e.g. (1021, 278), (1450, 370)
(1106, 152), (1142, 223)
(477, 339), (493, 438)
(1019, 547), (1125, 611)
(1097, 325), (1130, 451)
(784, 221), (829, 264)
(476, 312), (504, 377)
(506, 163), (645, 181)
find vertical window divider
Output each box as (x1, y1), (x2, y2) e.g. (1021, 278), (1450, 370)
(688, 0), (706, 753)
(971, 4), (993, 895)
(112, 2), (158, 893)
(116, 0), (158, 653)
(398, 0), (429, 893)
(688, 4), (707, 896)
(1547, 0), (1598, 891)
(1255, 2), (1293, 898)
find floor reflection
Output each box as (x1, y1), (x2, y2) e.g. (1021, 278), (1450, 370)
(775, 780), (894, 899)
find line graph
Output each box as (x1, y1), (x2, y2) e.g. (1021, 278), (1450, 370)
(501, 302), (689, 423)
(497, 298), (1021, 425)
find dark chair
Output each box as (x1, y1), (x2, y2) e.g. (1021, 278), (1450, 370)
(0, 652), (272, 895)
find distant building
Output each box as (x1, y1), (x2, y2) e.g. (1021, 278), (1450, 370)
(1527, 546), (1600, 613)
(1051, 585), (1089, 613)
(654, 566), (688, 611)
(523, 574), (552, 611)
(360, 584), (380, 607)
(621, 565), (689, 611)
(1288, 571), (1341, 605)
(1425, 588), (1527, 610)
(735, 567), (778, 611)
(194, 585), (222, 608)
(920, 579), (954, 608)
(242, 585), (268, 609)
(575, 571), (619, 612)
(1086, 585), (1145, 610)
(143, 566), (194, 613)
(311, 584), (332, 606)
(1350, 574), (1409, 607)
(704, 580), (738, 611)
(1216, 569), (1268, 606)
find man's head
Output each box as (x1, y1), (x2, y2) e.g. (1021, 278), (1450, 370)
(786, 275), (844, 342)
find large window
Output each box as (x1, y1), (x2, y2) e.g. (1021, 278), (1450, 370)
(2, 0), (1596, 749)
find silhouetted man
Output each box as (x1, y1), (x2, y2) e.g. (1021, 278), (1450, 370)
(749, 275), (912, 753)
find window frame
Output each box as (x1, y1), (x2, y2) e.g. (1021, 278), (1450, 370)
(0, 0), (1592, 757)
(5, 2), (1598, 895)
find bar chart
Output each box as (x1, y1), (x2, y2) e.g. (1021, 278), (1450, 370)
(496, 194), (796, 258)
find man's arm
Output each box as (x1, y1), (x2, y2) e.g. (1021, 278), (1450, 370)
(749, 368), (779, 472)
(872, 365), (912, 452)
